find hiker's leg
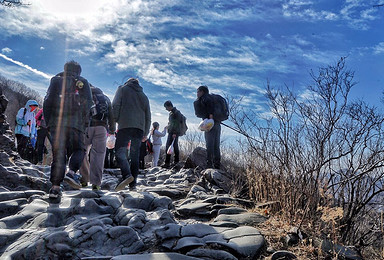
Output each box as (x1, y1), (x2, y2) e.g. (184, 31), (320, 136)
(89, 126), (107, 186)
(115, 128), (131, 179)
(67, 127), (86, 173)
(212, 122), (221, 168)
(127, 128), (143, 187)
(164, 134), (172, 164)
(173, 135), (179, 163)
(50, 127), (67, 186)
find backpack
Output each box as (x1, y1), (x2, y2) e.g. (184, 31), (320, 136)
(211, 94), (229, 122)
(179, 113), (188, 136)
(146, 137), (153, 154)
(15, 107), (27, 126)
(45, 75), (82, 117)
(91, 90), (109, 120)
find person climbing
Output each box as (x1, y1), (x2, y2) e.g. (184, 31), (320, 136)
(43, 60), (93, 199)
(162, 101), (183, 168)
(35, 108), (52, 165)
(79, 85), (115, 191)
(15, 100), (38, 162)
(112, 78), (151, 191)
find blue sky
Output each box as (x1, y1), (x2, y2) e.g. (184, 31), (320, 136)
(0, 0), (383, 138)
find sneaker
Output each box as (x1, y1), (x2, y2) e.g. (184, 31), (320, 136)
(115, 175), (134, 192)
(49, 187), (62, 199)
(92, 184), (101, 191)
(64, 170), (82, 189)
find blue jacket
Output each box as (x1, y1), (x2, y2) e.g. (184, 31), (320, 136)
(15, 100), (38, 138)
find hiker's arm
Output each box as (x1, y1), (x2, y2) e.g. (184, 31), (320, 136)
(15, 108), (26, 125)
(144, 97), (151, 137)
(107, 97), (116, 134)
(112, 87), (122, 122)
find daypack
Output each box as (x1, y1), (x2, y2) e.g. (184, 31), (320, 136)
(179, 113), (188, 136)
(91, 90), (109, 120)
(193, 94), (229, 122)
(45, 75), (82, 117)
(146, 137), (153, 154)
(211, 94), (229, 122)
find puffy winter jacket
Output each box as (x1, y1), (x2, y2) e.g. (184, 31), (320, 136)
(15, 100), (38, 137)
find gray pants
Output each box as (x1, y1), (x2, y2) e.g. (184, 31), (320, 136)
(80, 126), (107, 186)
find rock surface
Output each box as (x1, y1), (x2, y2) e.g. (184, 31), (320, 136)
(0, 147), (268, 259)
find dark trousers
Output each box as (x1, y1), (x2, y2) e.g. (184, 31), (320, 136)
(104, 148), (115, 168)
(205, 122), (221, 168)
(165, 134), (179, 164)
(50, 127), (86, 186)
(16, 134), (29, 159)
(36, 127), (52, 163)
(115, 128), (143, 187)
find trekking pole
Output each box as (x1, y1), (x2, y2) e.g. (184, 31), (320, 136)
(220, 122), (262, 144)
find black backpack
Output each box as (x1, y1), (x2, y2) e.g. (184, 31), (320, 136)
(179, 113), (188, 136)
(44, 75), (82, 118)
(211, 94), (229, 122)
(91, 89), (109, 120)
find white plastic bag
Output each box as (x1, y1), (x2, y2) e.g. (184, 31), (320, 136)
(106, 135), (116, 149)
(198, 118), (214, 132)
(167, 138), (175, 155)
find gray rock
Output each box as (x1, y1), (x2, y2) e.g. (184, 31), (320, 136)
(181, 223), (224, 238)
(218, 207), (247, 215)
(155, 223), (181, 240)
(213, 212), (267, 226)
(173, 236), (205, 250)
(112, 252), (199, 260)
(187, 248), (238, 260)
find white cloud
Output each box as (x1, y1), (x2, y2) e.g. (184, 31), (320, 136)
(40, 46), (45, 50)
(373, 42), (384, 55)
(1, 47), (12, 54)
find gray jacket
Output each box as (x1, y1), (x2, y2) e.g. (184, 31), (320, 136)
(112, 79), (151, 136)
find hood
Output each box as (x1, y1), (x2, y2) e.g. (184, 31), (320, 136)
(25, 100), (39, 112)
(124, 78), (143, 92)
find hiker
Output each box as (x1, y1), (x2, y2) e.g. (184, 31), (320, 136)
(79, 85), (115, 191)
(139, 137), (148, 170)
(195, 85), (221, 169)
(112, 78), (151, 191)
(150, 122), (167, 167)
(0, 87), (9, 135)
(162, 100), (183, 168)
(43, 60), (93, 199)
(35, 108), (52, 165)
(15, 100), (38, 161)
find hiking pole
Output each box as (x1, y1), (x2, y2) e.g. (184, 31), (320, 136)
(220, 122), (262, 144)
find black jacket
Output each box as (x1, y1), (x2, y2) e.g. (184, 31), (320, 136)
(43, 71), (93, 132)
(194, 93), (214, 120)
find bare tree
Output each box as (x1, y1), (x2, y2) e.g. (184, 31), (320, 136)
(229, 57), (384, 251)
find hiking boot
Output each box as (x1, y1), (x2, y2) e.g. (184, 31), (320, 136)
(64, 170), (82, 189)
(49, 187), (62, 199)
(129, 184), (137, 191)
(115, 175), (134, 192)
(161, 163), (170, 169)
(92, 184), (101, 191)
